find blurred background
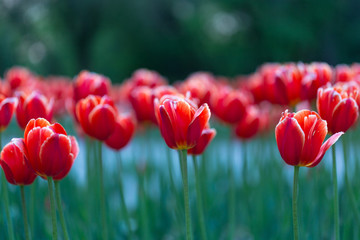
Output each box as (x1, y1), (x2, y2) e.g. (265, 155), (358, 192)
(1, 0), (360, 82)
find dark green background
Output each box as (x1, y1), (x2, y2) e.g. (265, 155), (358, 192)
(1, 0), (359, 82)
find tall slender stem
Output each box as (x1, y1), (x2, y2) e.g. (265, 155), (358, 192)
(332, 146), (340, 240)
(1, 132), (15, 240)
(117, 153), (133, 240)
(292, 166), (299, 240)
(54, 181), (70, 240)
(192, 155), (207, 240)
(47, 177), (58, 240)
(98, 141), (108, 240)
(20, 185), (31, 240)
(343, 140), (360, 224)
(29, 182), (36, 234)
(179, 149), (192, 240)
(228, 148), (235, 240)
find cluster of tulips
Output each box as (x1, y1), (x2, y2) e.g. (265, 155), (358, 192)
(0, 62), (359, 239)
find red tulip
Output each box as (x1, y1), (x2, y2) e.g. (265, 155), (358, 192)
(105, 114), (136, 150)
(5, 66), (34, 91)
(335, 64), (353, 83)
(187, 128), (216, 155)
(16, 91), (54, 129)
(178, 72), (215, 106)
(0, 95), (17, 132)
(211, 86), (249, 124)
(317, 86), (359, 134)
(130, 69), (167, 88)
(0, 138), (37, 185)
(235, 105), (261, 140)
(301, 62), (332, 101)
(76, 95), (117, 140)
(24, 118), (79, 180)
(275, 110), (343, 167)
(73, 70), (111, 103)
(155, 94), (211, 150)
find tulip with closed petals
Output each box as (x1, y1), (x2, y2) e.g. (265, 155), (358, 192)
(24, 118), (79, 180)
(0, 138), (37, 185)
(16, 91), (54, 129)
(105, 114), (136, 151)
(76, 95), (117, 141)
(317, 86), (359, 134)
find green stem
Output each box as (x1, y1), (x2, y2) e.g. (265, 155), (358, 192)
(292, 166), (299, 240)
(29, 182), (35, 234)
(117, 153), (133, 240)
(54, 181), (70, 240)
(332, 146), (340, 240)
(139, 173), (149, 240)
(228, 152), (235, 240)
(192, 156), (207, 240)
(179, 149), (192, 240)
(98, 141), (108, 240)
(20, 185), (31, 240)
(2, 174), (15, 240)
(47, 177), (58, 240)
(343, 140), (360, 225)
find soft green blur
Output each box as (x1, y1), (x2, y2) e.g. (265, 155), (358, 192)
(0, 0), (359, 81)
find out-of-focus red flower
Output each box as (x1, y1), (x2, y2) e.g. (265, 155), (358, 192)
(129, 86), (178, 124)
(24, 118), (79, 180)
(105, 114), (136, 150)
(5, 66), (34, 91)
(333, 81), (360, 108)
(0, 138), (37, 185)
(0, 95), (17, 132)
(16, 91), (54, 129)
(301, 63), (333, 101)
(334, 64), (354, 83)
(275, 110), (343, 167)
(178, 72), (215, 106)
(73, 70), (111, 103)
(235, 105), (261, 140)
(188, 128), (216, 155)
(155, 94), (211, 150)
(317, 86), (359, 134)
(40, 76), (73, 117)
(76, 95), (117, 140)
(129, 69), (167, 88)
(211, 86), (249, 124)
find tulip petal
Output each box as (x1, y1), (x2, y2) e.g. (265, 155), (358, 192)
(307, 132), (344, 167)
(188, 128), (216, 155)
(159, 105), (177, 148)
(275, 117), (305, 166)
(69, 136), (79, 159)
(39, 134), (72, 177)
(88, 104), (117, 140)
(299, 115), (327, 166)
(331, 98), (359, 133)
(187, 104), (211, 147)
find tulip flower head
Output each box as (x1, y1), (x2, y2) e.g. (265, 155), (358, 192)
(235, 105), (261, 140)
(76, 95), (117, 140)
(275, 110), (343, 167)
(16, 91), (54, 129)
(24, 118), (79, 180)
(155, 94), (211, 150)
(317, 86), (359, 134)
(5, 66), (34, 91)
(0, 138), (37, 185)
(0, 95), (17, 132)
(73, 70), (111, 103)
